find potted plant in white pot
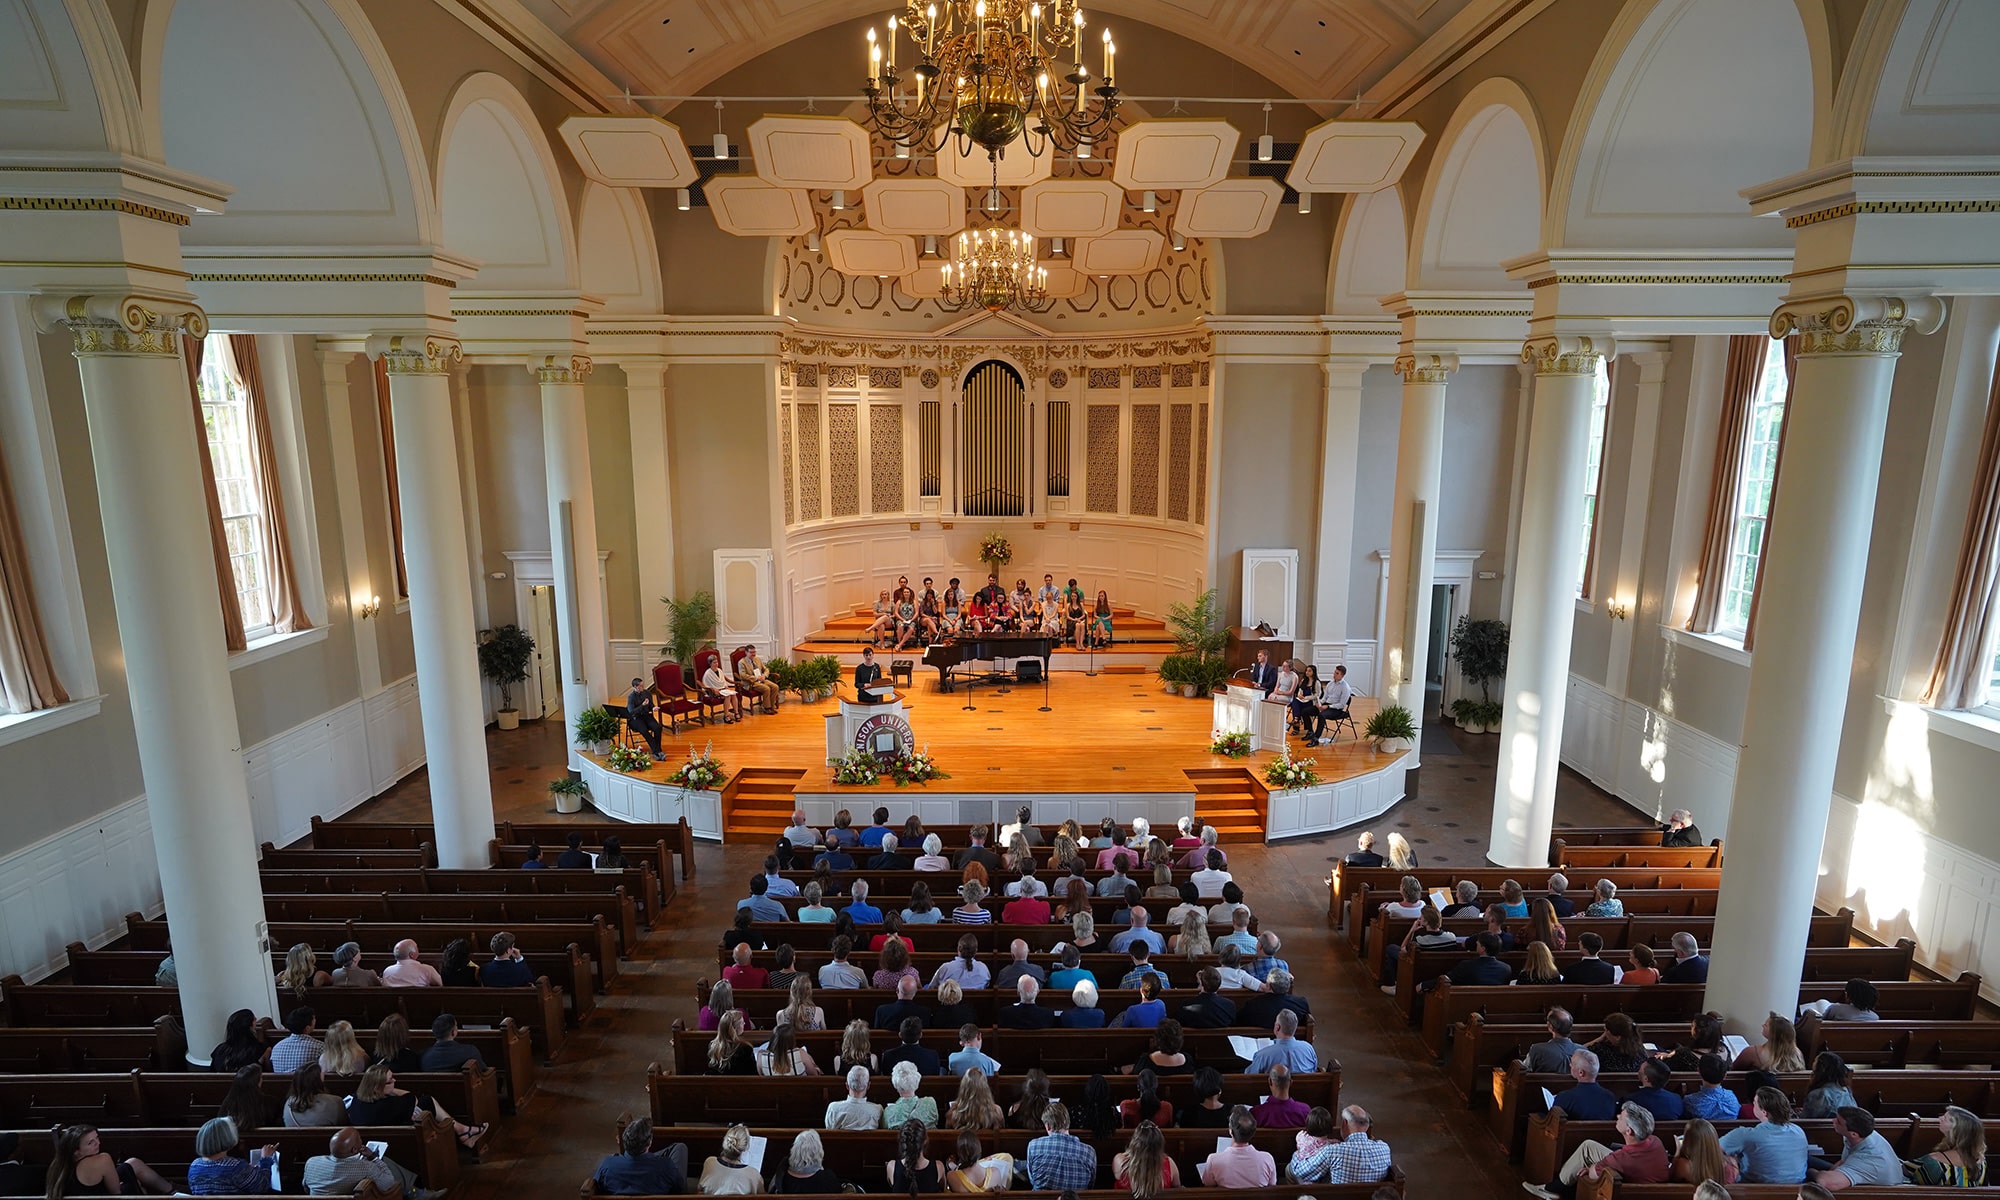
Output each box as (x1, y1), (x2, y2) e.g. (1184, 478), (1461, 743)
(572, 707), (619, 755)
(548, 776), (589, 815)
(477, 624), (535, 731)
(1365, 704), (1418, 755)
(1447, 616), (1510, 734)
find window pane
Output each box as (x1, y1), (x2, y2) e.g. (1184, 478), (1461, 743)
(1577, 358), (1611, 596)
(1717, 338), (1789, 636)
(197, 337), (272, 635)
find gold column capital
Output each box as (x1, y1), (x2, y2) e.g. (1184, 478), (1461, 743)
(1393, 352), (1455, 384)
(533, 354), (594, 386)
(1522, 334), (1606, 377)
(38, 293), (206, 357)
(1770, 293), (1947, 355)
(374, 334), (462, 376)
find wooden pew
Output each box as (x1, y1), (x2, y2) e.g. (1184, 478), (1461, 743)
(1547, 826), (1671, 860)
(1361, 909), (1855, 983)
(1329, 864), (1725, 928)
(1, 1118), (457, 1190)
(719, 947), (1239, 981)
(746, 922), (1233, 954)
(496, 818), (696, 882)
(1798, 1014), (2000, 1069)
(115, 911), (621, 994)
(301, 816), (691, 889)
(0, 1064), (500, 1130)
(769, 893), (1228, 925)
(1555, 845), (1723, 870)
(62, 942), (597, 1026)
(713, 985), (1301, 1031)
(587, 1184), (1396, 1200)
(0, 977), (569, 1060)
(255, 890), (638, 957)
(1418, 974), (1983, 1057)
(257, 846), (430, 871)
(665, 1025), (1315, 1077)
(1344, 879), (1727, 951)
(259, 864), (667, 925)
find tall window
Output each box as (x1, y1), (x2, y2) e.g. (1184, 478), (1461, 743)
(1717, 337), (1791, 636)
(1576, 358), (1611, 596)
(196, 338), (272, 638)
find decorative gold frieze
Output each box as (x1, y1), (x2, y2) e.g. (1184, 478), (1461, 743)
(1393, 353), (1453, 384)
(55, 294), (206, 357)
(379, 334), (462, 376)
(0, 196), (190, 226)
(1770, 294), (1946, 355)
(534, 354), (594, 385)
(1521, 335), (1605, 377)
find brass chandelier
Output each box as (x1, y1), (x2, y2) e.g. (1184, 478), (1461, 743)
(939, 227), (1053, 312)
(862, 1), (1121, 161)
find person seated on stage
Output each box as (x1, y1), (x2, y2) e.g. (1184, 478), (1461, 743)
(1271, 658), (1301, 724)
(893, 591), (921, 651)
(965, 591), (992, 636)
(917, 577), (941, 638)
(1090, 590), (1114, 648)
(1290, 664), (1323, 737)
(1308, 665), (1354, 745)
(701, 658), (744, 723)
(622, 676), (666, 759)
(854, 646), (886, 701)
(943, 575), (966, 615)
(892, 574), (916, 605)
(1067, 585), (1089, 651)
(976, 572), (1006, 609)
(1037, 593), (1065, 639)
(865, 588), (895, 646)
(938, 602), (964, 641)
(737, 647), (782, 714)
(1009, 579), (1035, 628)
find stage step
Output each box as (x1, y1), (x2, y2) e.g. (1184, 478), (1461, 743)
(1185, 767), (1268, 843)
(723, 767), (806, 840)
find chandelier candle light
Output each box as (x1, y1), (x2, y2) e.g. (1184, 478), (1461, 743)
(864, 1), (1120, 161)
(941, 227), (1051, 312)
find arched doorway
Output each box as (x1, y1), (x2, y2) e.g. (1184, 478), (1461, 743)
(960, 360), (1026, 517)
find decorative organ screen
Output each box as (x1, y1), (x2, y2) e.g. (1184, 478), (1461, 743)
(1130, 404), (1161, 517)
(960, 361), (1026, 517)
(1046, 400), (1071, 497)
(919, 399), (941, 497)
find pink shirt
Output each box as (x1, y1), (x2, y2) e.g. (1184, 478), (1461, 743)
(1096, 846), (1138, 871)
(1200, 1144), (1277, 1187)
(381, 959), (443, 988)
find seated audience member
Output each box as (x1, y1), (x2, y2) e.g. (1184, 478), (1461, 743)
(1179, 967), (1239, 1029)
(1523, 1101), (1669, 1200)
(1216, 907), (1258, 955)
(1061, 980), (1108, 1028)
(1096, 853), (1137, 899)
(1001, 878), (1051, 925)
(1661, 931), (1711, 983)
(594, 1118), (689, 1196)
(1381, 903), (1461, 991)
(419, 1013), (486, 1072)
(1585, 1012), (1648, 1074)
(900, 882), (942, 926)
(1109, 907), (1166, 955)
(859, 807), (894, 848)
(1525, 1007), (1585, 1074)
(1801, 1052), (1856, 1119)
(1342, 831), (1385, 867)
(723, 908), (768, 950)
(1118, 1068), (1173, 1129)
(722, 943), (769, 990)
(556, 830), (591, 868)
(1049, 945), (1096, 992)
(437, 938), (478, 987)
(1167, 894), (1209, 947)
(1293, 1105), (1393, 1184)
(1120, 942), (1170, 990)
(187, 1116), (275, 1196)
(774, 1128), (842, 1194)
(330, 942), (382, 987)
(880, 1015), (943, 1076)
(1238, 970), (1308, 1028)
(1511, 940), (1560, 986)
(761, 854), (799, 896)
(1215, 944), (1263, 992)
(1190, 849), (1233, 898)
(949, 1025), (1002, 1077)
(953, 881), (994, 925)
(706, 1011), (756, 1075)
(1550, 1049), (1620, 1120)
(929, 934), (992, 990)
(1498, 879), (1531, 919)
(783, 811), (820, 847)
(1421, 931), (1511, 994)
(1252, 1065), (1310, 1129)
(1528, 899), (1567, 950)
(874, 977), (932, 1031)
(1439, 878), (1483, 919)
(302, 1126), (426, 1199)
(1117, 975), (1168, 1029)
(755, 1023), (822, 1076)
(697, 1124), (763, 1194)
(818, 935), (867, 989)
(1542, 873), (1577, 918)
(864, 833), (905, 872)
(1462, 904), (1519, 953)
(834, 1020), (878, 1075)
(1199, 1107), (1278, 1186)
(1000, 975), (1059, 1029)
(947, 1069), (1006, 1132)
(1210, 881), (1251, 927)
(1627, 1060), (1686, 1121)
(1132, 1020), (1193, 1077)
(777, 976), (826, 1033)
(284, 1063), (346, 1128)
(1734, 1011), (1807, 1072)
(1248, 1009), (1317, 1073)
(1026, 1103), (1098, 1191)
(1112, 1119), (1181, 1196)
(1249, 931), (1289, 982)
(697, 979), (744, 1032)
(1008, 1068), (1055, 1131)
(814, 837), (854, 871)
(1684, 1054), (1742, 1121)
(480, 931), (535, 987)
(995, 939), (1048, 990)
(796, 882), (836, 923)
(1904, 1104), (1988, 1186)
(1718, 1086), (1810, 1183)
(843, 878), (884, 924)
(765, 945), (801, 993)
(1179, 825), (1228, 870)
(1622, 942), (1663, 984)
(210, 1009), (270, 1072)
(1820, 977), (1881, 1022)
(956, 825), (1001, 871)
(271, 1007), (325, 1073)
(1584, 878), (1625, 917)
(1173, 1067), (1229, 1129)
(319, 1020), (368, 1077)
(1671, 1118), (1739, 1186)
(342, 1064), (487, 1148)
(737, 873), (788, 923)
(1286, 1107), (1341, 1183)
(382, 940), (442, 988)
(824, 1066), (884, 1131)
(519, 843), (547, 869)
(1660, 808), (1704, 847)
(1813, 1106), (1905, 1191)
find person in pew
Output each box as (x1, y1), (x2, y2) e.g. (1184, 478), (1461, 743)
(1111, 1120), (1180, 1198)
(278, 943), (331, 995)
(1719, 1085), (1811, 1183)
(845, 878), (885, 924)
(1381, 876), (1427, 921)
(1903, 1104), (1987, 1186)
(46, 1126), (174, 1197)
(946, 1025), (1002, 1078)
(1386, 831), (1419, 871)
(1380, 903), (1460, 991)
(1178, 968), (1239, 1030)
(914, 834), (952, 872)
(815, 837), (855, 872)
(1001, 832), (1035, 875)
(303, 1126), (432, 1200)
(777, 976), (827, 1033)
(1117, 1067), (1174, 1129)
(1683, 1054), (1741, 1122)
(476, 931), (534, 988)
(438, 938), (479, 988)
(1180, 826), (1228, 872)
(1551, 1049), (1621, 1121)
(1063, 980), (1108, 1029)
(930, 934), (992, 990)
(858, 807), (895, 848)
(867, 833), (908, 872)
(419, 1013), (486, 1074)
(947, 1126), (1016, 1193)
(366, 1014), (421, 1075)
(521, 842), (547, 869)
(1515, 941), (1565, 986)
(765, 945), (802, 993)
(327, 942), (382, 989)
(1585, 1012), (1649, 1074)
(739, 873), (790, 923)
(1210, 882), (1251, 928)
(1661, 931), (1710, 983)
(932, 980), (979, 1030)
(188, 1117), (277, 1196)
(700, 980), (751, 1034)
(558, 831), (593, 869)
(1110, 906), (1165, 956)
(818, 936), (867, 990)
(1436, 879), (1482, 920)
(1627, 1060), (1685, 1121)
(1738, 1069), (1782, 1119)
(1199, 1107), (1277, 1187)
(697, 1124), (765, 1195)
(594, 1117), (690, 1196)
(1120, 942), (1171, 991)
(383, 940), (443, 988)
(1249, 932), (1289, 984)
(1249, 1009), (1317, 1074)
(999, 976), (1059, 1029)
(1342, 830), (1387, 868)
(784, 811), (821, 848)
(0, 1134), (32, 1198)
(1801, 1051), (1857, 1118)
(880, 1014), (942, 1076)
(1499, 879), (1531, 919)
(952, 881), (995, 926)
(1115, 975), (1168, 1029)
(1000, 878), (1051, 925)
(1131, 1019), (1193, 1077)
(1562, 932), (1622, 985)
(901, 882), (943, 926)
(876, 977), (934, 1031)
(762, 854), (800, 897)
(1526, 1007), (1586, 1074)
(1735, 1011), (1808, 1072)
(286, 1063), (346, 1128)
(1523, 1100), (1670, 1200)
(1417, 930), (1512, 998)
(1189, 850), (1233, 900)
(1530, 899), (1568, 951)
(1671, 1118), (1739, 1186)
(216, 1065), (266, 1138)
(1050, 946), (1096, 993)
(771, 1128), (844, 1195)
(1171, 910), (1213, 960)
(317, 1023), (367, 1079)
(210, 1008), (271, 1072)
(1810, 1106), (1905, 1190)
(1818, 978), (1882, 1022)
(875, 938), (921, 991)
(996, 940), (1047, 990)
(828, 810), (861, 849)
(956, 825), (1001, 873)
(1027, 1102), (1098, 1191)
(724, 942), (771, 990)
(1002, 803), (1046, 848)
(271, 1006), (326, 1073)
(1286, 1107), (1339, 1182)
(885, 1064), (942, 1131)
(1055, 910), (1102, 956)
(824, 1065), (886, 1131)
(1585, 879), (1625, 918)
(707, 1011), (757, 1075)
(948, 1069), (1007, 1131)
(1543, 874), (1577, 918)
(1622, 942), (1663, 984)
(1251, 1064), (1310, 1129)
(1164, 883), (1204, 932)
(756, 1023), (823, 1075)
(1215, 946), (1265, 995)
(1237, 970), (1308, 1029)
(1000, 1068), (1054, 1131)
(598, 836), (631, 870)
(834, 1020), (879, 1075)
(796, 882), (836, 924)
(1661, 809), (1704, 848)
(344, 1065), (488, 1149)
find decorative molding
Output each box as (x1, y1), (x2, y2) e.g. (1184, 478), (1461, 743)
(0, 196), (189, 225)
(534, 353), (593, 385)
(1785, 199), (2000, 228)
(190, 272), (460, 287)
(777, 330), (1213, 388)
(1770, 293), (1949, 355)
(1521, 334), (1606, 376)
(1393, 352), (1455, 383)
(377, 334), (462, 375)
(1526, 273), (1790, 288)
(1560, 672), (1740, 849)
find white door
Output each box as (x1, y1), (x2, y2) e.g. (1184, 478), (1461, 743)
(530, 585), (563, 721)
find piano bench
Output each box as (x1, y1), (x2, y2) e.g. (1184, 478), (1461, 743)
(890, 658), (914, 687)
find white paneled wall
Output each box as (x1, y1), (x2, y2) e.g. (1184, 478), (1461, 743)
(1559, 673), (1740, 845)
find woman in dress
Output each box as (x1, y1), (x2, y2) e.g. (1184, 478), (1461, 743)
(707, 1010), (757, 1076)
(894, 592), (921, 651)
(1067, 589), (1089, 650)
(1906, 1106), (1988, 1186)
(46, 1124), (171, 1197)
(702, 658), (745, 722)
(887, 1117), (945, 1194)
(275, 944), (327, 996)
(866, 589), (896, 646)
(873, 939), (920, 991)
(1091, 591), (1114, 648)
(945, 1127), (1014, 1193)
(1112, 1121), (1180, 1198)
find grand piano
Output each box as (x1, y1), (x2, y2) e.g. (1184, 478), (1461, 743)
(922, 635), (1055, 693)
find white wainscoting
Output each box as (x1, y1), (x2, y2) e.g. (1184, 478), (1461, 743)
(793, 794), (1194, 833)
(578, 754), (723, 840)
(1558, 673), (1739, 841)
(1342, 641), (1379, 700)
(1266, 756), (1409, 842)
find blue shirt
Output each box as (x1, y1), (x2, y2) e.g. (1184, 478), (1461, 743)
(188, 1156), (271, 1195)
(1551, 1082), (1619, 1121)
(827, 827), (860, 848)
(1626, 1086), (1685, 1122)
(520, 859), (546, 869)
(1049, 967), (1097, 991)
(1248, 1038), (1318, 1073)
(737, 894), (788, 923)
(480, 956), (536, 987)
(1719, 1120), (1809, 1183)
(763, 873), (799, 897)
(594, 1150), (687, 1196)
(1120, 964), (1170, 989)
(1499, 901), (1529, 918)
(844, 901), (883, 924)
(1109, 927), (1165, 954)
(1684, 1086), (1740, 1122)
(1585, 898), (1625, 917)
(1120, 999), (1165, 1028)
(948, 1048), (1002, 1076)
(1249, 954), (1289, 982)
(1026, 1133), (1097, 1191)
(1059, 1006), (1107, 1028)
(815, 849), (854, 870)
(1216, 931), (1257, 955)
(859, 826), (891, 847)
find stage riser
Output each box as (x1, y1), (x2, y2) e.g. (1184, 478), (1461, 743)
(791, 649), (1168, 672)
(791, 794), (1196, 829)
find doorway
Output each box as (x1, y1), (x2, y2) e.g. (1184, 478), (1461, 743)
(1424, 582), (1457, 720)
(528, 584), (562, 722)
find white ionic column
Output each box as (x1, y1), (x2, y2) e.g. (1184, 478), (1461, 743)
(623, 361), (674, 647)
(1310, 362), (1368, 668)
(374, 334), (494, 869)
(1488, 337), (1603, 867)
(536, 354), (609, 763)
(44, 296), (277, 1058)
(1380, 354), (1452, 738)
(1706, 295), (1945, 1033)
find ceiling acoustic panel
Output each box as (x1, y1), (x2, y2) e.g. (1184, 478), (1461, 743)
(824, 229), (920, 277)
(1072, 229), (1166, 275)
(558, 115), (699, 188)
(1018, 180), (1125, 239)
(1038, 260), (1090, 299)
(933, 136), (1055, 188)
(1172, 178), (1286, 238)
(861, 178), (967, 236)
(702, 176), (815, 236)
(747, 115), (874, 190)
(1111, 120), (1241, 191)
(901, 263), (946, 298)
(1287, 120), (1426, 194)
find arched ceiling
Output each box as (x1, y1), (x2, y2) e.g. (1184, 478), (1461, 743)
(515, 0), (1475, 109)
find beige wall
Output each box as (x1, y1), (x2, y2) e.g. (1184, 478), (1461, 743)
(466, 363), (551, 628)
(586, 364), (643, 641)
(1213, 362), (1322, 630)
(666, 363), (774, 596)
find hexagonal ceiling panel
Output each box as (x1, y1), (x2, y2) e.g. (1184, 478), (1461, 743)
(824, 228), (920, 277)
(933, 136), (1055, 188)
(860, 177), (967, 236)
(1287, 120), (1426, 194)
(1071, 229), (1166, 275)
(1111, 120), (1241, 191)
(747, 115), (874, 191)
(558, 115), (699, 188)
(1173, 178), (1287, 238)
(1038, 260), (1090, 299)
(701, 176), (816, 237)
(1018, 180), (1125, 239)
(901, 264), (946, 298)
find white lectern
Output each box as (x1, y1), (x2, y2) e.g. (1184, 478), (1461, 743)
(825, 692), (914, 761)
(1210, 684), (1289, 752)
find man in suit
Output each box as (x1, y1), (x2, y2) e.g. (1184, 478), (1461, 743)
(955, 825), (1000, 872)
(1177, 967), (1240, 1029)
(1543, 873), (1578, 918)
(1247, 648), (1278, 695)
(1660, 809), (1704, 848)
(873, 978), (932, 1032)
(1561, 932), (1621, 985)
(1238, 969), (1310, 1030)
(624, 677), (665, 759)
(1341, 832), (1385, 868)
(878, 1015), (943, 1075)
(1421, 932), (1512, 996)
(865, 833), (907, 871)
(1660, 932), (1710, 983)
(997, 976), (1059, 1029)
(854, 646), (885, 701)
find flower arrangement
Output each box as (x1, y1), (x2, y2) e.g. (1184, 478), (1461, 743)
(1263, 754), (1321, 791)
(888, 745), (950, 787)
(829, 747), (880, 786)
(978, 532), (1012, 569)
(1208, 730), (1252, 758)
(605, 744), (653, 774)
(668, 741), (727, 791)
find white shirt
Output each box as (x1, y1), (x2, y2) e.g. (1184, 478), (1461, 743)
(784, 824), (820, 846)
(1208, 901), (1249, 925)
(1190, 867), (1234, 899)
(1322, 677), (1353, 709)
(1272, 668), (1299, 699)
(1215, 965), (1262, 990)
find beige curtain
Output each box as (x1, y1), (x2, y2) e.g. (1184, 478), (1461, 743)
(0, 444), (69, 713)
(1742, 336), (1799, 653)
(1924, 353), (2000, 708)
(184, 334), (248, 653)
(1684, 334), (1769, 632)
(373, 358), (409, 599)
(228, 334), (311, 633)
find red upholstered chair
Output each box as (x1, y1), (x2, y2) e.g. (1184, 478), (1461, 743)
(691, 648), (728, 723)
(649, 661), (703, 732)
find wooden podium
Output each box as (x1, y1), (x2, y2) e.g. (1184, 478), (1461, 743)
(1225, 626), (1296, 671)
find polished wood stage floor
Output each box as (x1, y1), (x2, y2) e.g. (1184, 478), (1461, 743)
(624, 672), (1394, 795)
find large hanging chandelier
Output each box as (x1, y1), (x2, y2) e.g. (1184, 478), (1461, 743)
(939, 227), (1053, 312)
(863, 1), (1121, 161)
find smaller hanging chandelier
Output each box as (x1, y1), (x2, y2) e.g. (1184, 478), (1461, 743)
(939, 227), (1052, 312)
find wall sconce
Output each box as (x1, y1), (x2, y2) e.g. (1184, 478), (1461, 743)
(1605, 598), (1632, 621)
(358, 594), (383, 620)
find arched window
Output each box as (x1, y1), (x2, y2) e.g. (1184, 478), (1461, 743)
(960, 361), (1026, 517)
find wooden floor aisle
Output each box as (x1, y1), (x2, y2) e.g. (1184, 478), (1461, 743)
(346, 717), (1641, 1199)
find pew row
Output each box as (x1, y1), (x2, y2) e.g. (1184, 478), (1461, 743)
(1329, 865), (1725, 928)
(0, 1119), (457, 1192)
(1360, 909), (1856, 983)
(259, 864), (666, 926)
(255, 890), (638, 958)
(710, 984), (1305, 1031)
(666, 1025), (1316, 1077)
(305, 813), (694, 886)
(0, 1064), (499, 1132)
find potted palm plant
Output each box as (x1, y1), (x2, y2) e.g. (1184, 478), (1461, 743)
(661, 590), (719, 670)
(572, 707), (619, 754)
(477, 624), (535, 730)
(1165, 588), (1228, 699)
